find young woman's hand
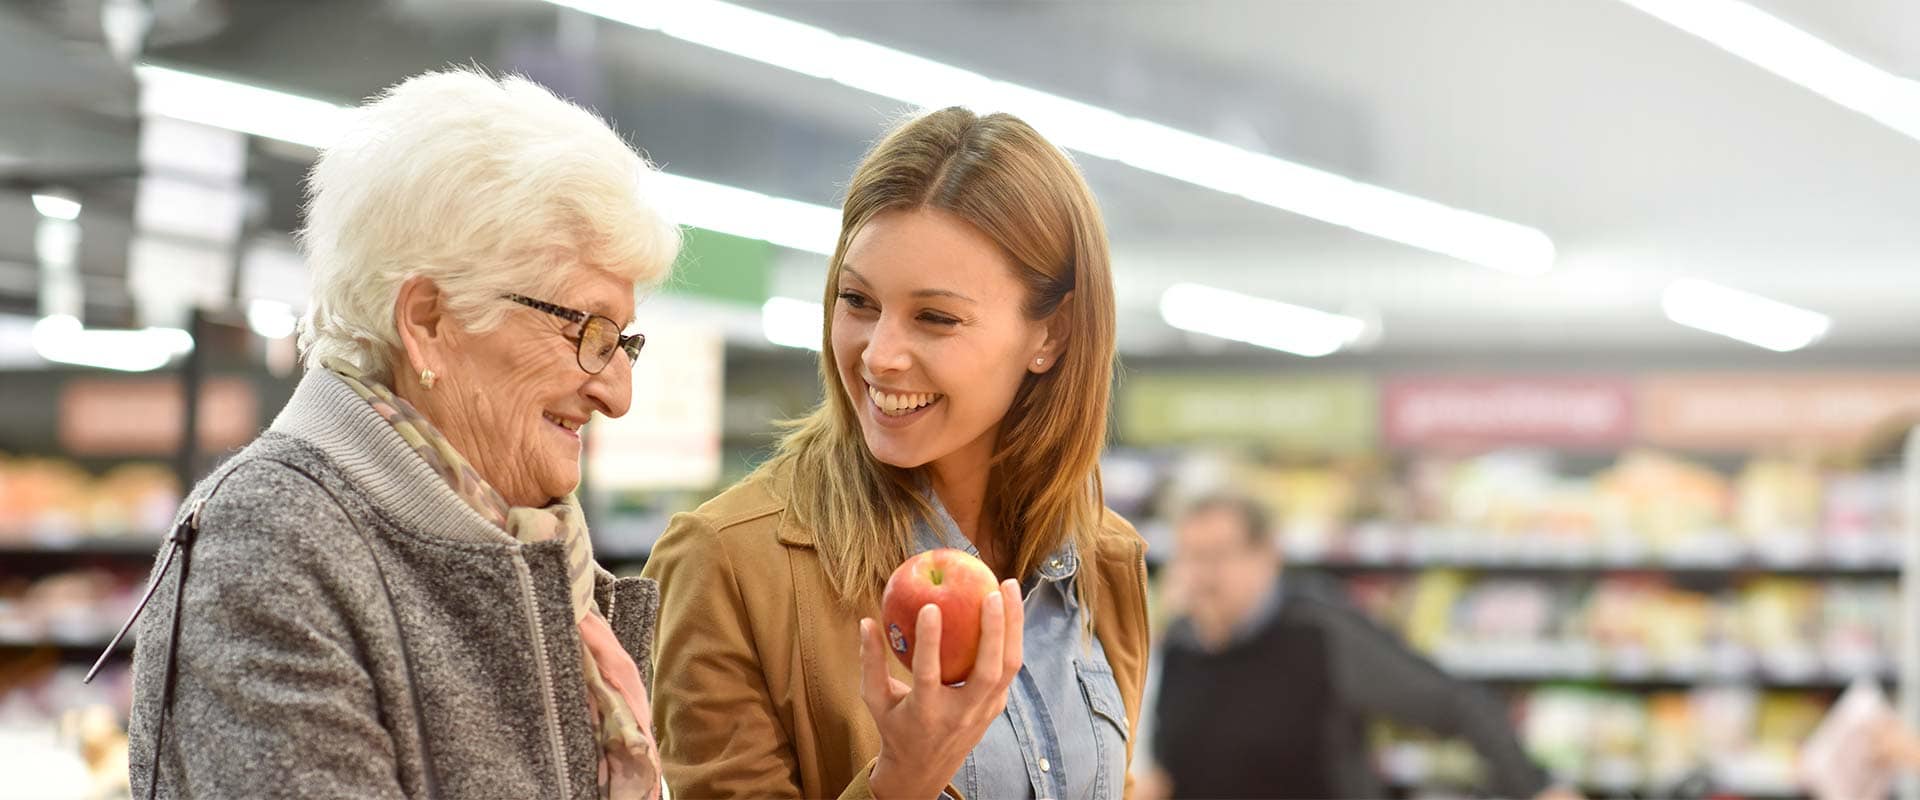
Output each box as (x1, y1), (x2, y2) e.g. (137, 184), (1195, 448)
(859, 579), (1024, 799)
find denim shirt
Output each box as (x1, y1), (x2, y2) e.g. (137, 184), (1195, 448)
(912, 495), (1130, 800)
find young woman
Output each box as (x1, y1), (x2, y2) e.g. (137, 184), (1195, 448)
(644, 107), (1148, 800)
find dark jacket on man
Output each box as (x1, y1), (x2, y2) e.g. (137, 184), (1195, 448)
(1147, 579), (1550, 799)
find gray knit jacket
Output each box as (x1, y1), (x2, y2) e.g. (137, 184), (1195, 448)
(126, 367), (660, 799)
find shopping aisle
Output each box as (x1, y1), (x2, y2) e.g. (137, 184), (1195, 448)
(1116, 372), (1920, 799)
(7, 1), (1920, 798)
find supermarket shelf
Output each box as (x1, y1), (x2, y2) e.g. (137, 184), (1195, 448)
(0, 629), (126, 657)
(1385, 760), (1802, 800)
(1434, 648), (1893, 690)
(595, 547), (650, 565)
(1285, 526), (1905, 577)
(1291, 553), (1901, 577)
(1384, 778), (1804, 800)
(591, 517), (667, 565)
(0, 534), (164, 559)
(1448, 664), (1890, 690)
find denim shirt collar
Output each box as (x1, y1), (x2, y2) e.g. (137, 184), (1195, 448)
(911, 488), (1080, 584)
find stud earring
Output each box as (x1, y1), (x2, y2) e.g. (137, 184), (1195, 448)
(1034, 357), (1045, 366)
(419, 368), (437, 389)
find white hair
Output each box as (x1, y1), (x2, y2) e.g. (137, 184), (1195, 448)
(297, 67), (681, 378)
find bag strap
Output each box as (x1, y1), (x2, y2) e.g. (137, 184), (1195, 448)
(273, 459), (444, 800)
(84, 500), (201, 685)
(85, 461), (443, 799)
(87, 469), (231, 800)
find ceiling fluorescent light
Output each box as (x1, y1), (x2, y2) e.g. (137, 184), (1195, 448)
(1159, 282), (1366, 358)
(137, 65), (354, 149)
(1660, 278), (1830, 352)
(761, 297), (822, 350)
(246, 298), (298, 340)
(134, 64), (840, 255)
(660, 176), (839, 255)
(32, 314), (195, 372)
(1617, 0), (1920, 141)
(31, 194), (82, 221)
(544, 0), (1556, 276)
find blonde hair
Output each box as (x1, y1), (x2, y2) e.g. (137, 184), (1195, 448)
(761, 107), (1117, 610)
(297, 67), (681, 380)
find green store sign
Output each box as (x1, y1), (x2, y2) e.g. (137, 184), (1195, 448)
(1118, 373), (1377, 451)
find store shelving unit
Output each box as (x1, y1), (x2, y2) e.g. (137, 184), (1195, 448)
(1293, 553), (1901, 578)
(1436, 660), (1891, 691)
(0, 535), (165, 559)
(1117, 422), (1908, 800)
(0, 630), (122, 656)
(0, 530), (155, 660)
(1383, 776), (1801, 800)
(1336, 540), (1887, 800)
(1899, 424), (1920, 800)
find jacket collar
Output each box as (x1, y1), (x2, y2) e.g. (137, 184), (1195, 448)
(909, 489), (1080, 583)
(270, 366), (514, 548)
(774, 507), (813, 547)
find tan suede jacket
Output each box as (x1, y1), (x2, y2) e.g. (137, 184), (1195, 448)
(642, 465), (1150, 799)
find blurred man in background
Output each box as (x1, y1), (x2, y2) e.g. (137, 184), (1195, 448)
(1135, 493), (1577, 800)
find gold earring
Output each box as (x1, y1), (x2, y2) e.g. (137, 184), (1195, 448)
(419, 368), (437, 389)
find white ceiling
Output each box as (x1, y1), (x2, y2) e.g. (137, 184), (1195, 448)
(4, 0), (1917, 357)
(727, 0), (1920, 353)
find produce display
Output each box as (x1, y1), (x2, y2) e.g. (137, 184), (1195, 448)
(1374, 686), (1829, 796)
(0, 569), (146, 650)
(1233, 451), (1905, 567)
(1137, 446), (1909, 798)
(0, 456), (179, 541)
(0, 660), (131, 800)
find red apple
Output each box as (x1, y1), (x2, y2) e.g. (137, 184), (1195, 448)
(881, 548), (1001, 684)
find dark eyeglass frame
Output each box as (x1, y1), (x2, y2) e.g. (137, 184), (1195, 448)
(503, 293), (646, 374)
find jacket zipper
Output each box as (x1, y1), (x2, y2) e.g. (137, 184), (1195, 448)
(514, 553), (575, 796)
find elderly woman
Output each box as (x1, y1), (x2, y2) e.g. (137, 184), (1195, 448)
(116, 69), (679, 798)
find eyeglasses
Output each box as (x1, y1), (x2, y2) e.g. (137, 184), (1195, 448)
(502, 293), (646, 374)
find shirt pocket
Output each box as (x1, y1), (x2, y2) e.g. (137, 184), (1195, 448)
(1075, 658), (1131, 800)
(1075, 659), (1131, 742)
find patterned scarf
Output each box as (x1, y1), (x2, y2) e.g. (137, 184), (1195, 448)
(325, 358), (660, 799)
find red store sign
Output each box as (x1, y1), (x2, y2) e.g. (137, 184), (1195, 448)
(1384, 377), (1634, 449)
